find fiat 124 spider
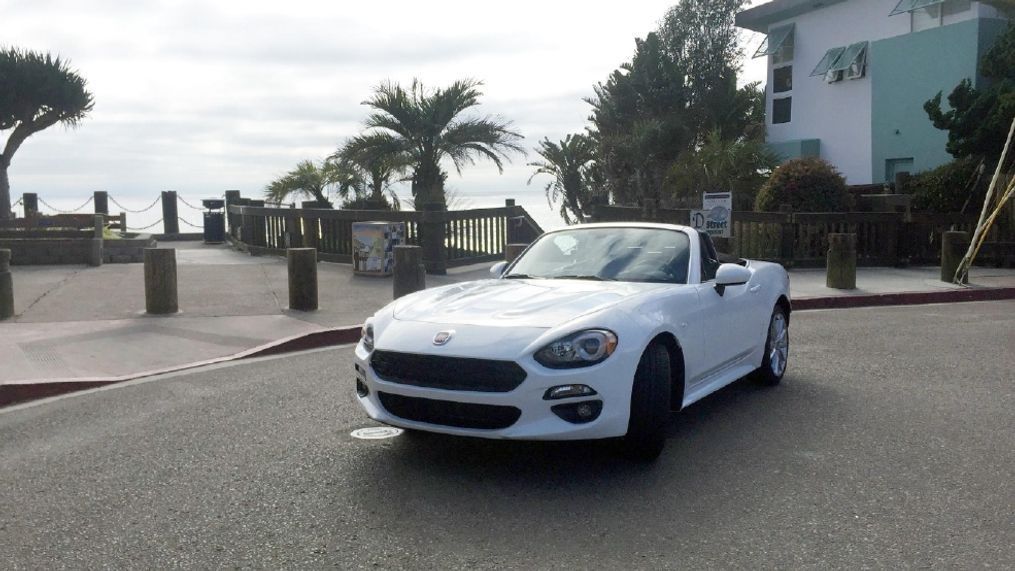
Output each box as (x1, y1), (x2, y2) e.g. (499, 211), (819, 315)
(353, 223), (791, 460)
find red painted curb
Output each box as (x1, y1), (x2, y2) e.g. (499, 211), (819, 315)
(793, 286), (1015, 311)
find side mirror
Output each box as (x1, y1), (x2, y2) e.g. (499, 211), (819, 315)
(490, 261), (508, 278)
(714, 263), (750, 295)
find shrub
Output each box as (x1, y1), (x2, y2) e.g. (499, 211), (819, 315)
(906, 157), (984, 213)
(754, 157), (851, 212)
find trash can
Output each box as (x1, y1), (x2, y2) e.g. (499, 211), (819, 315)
(352, 221), (405, 276)
(202, 198), (226, 244)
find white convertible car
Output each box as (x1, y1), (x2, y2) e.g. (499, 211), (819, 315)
(354, 223), (791, 460)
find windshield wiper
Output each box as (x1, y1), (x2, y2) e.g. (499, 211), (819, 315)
(503, 273), (540, 279)
(553, 274), (615, 281)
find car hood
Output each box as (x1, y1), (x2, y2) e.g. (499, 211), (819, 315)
(392, 278), (669, 328)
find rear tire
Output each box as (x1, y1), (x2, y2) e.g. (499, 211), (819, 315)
(621, 343), (672, 462)
(752, 306), (789, 386)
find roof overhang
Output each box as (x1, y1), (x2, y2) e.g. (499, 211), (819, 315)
(736, 0), (850, 32)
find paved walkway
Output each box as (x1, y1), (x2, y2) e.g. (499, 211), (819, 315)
(2, 241), (1013, 385)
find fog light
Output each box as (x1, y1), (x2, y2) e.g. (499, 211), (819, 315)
(356, 379), (369, 398)
(551, 400), (603, 424)
(544, 384), (598, 400)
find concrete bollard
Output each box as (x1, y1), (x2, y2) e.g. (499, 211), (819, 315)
(393, 245), (426, 299)
(826, 233), (856, 289)
(287, 248), (318, 311)
(505, 243), (528, 263)
(0, 249), (13, 320)
(88, 214), (104, 267)
(144, 248), (178, 314)
(941, 230), (969, 284)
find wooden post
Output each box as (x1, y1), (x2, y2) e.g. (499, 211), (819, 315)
(778, 205), (795, 267)
(287, 248), (318, 311)
(89, 214), (104, 267)
(505, 198), (516, 207)
(224, 190), (241, 238)
(93, 191), (109, 215)
(941, 230), (969, 284)
(302, 214), (319, 250)
(22, 193), (38, 217)
(162, 191), (180, 235)
(0, 249), (13, 320)
(144, 248), (178, 314)
(826, 233), (856, 289)
(420, 203), (447, 275)
(393, 245), (426, 299)
(505, 243), (527, 263)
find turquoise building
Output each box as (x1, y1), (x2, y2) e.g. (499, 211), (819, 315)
(736, 0), (1009, 184)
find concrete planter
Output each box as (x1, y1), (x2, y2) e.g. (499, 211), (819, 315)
(103, 234), (157, 264)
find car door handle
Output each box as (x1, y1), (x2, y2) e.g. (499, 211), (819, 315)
(749, 284), (762, 293)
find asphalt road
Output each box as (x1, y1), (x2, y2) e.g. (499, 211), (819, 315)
(1, 301), (1013, 569)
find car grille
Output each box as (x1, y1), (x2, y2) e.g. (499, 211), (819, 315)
(378, 392), (521, 430)
(370, 350), (527, 392)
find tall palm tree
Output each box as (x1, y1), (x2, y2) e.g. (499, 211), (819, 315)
(528, 134), (603, 224)
(330, 140), (409, 208)
(341, 79), (524, 208)
(264, 159), (340, 206)
(0, 48), (94, 219)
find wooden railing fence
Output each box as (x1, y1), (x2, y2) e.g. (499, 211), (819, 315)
(593, 205), (1012, 267)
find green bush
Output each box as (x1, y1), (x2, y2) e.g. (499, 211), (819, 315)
(754, 157), (851, 212)
(906, 157), (984, 213)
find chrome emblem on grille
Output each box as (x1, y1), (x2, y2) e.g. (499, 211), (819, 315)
(433, 330), (454, 345)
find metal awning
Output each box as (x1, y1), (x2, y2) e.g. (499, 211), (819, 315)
(828, 42), (868, 73)
(810, 47), (847, 76)
(753, 24), (794, 58)
(889, 0), (945, 16)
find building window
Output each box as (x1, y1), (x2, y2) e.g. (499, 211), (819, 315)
(810, 42), (868, 80)
(773, 97), (792, 124)
(754, 24), (794, 64)
(889, 0), (970, 30)
(773, 66), (792, 93)
(811, 47), (847, 77)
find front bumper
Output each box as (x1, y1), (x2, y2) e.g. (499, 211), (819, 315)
(352, 342), (639, 441)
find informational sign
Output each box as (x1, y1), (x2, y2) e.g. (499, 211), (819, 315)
(690, 192), (732, 238)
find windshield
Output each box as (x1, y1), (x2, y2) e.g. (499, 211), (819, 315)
(505, 227), (691, 284)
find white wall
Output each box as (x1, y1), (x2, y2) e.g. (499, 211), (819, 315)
(762, 0), (987, 184)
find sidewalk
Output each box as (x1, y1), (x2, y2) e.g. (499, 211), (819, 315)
(2, 241), (1013, 388)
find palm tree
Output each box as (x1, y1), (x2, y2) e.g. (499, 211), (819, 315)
(330, 140), (409, 209)
(341, 79), (524, 209)
(528, 134), (603, 224)
(0, 48), (94, 219)
(264, 159), (340, 206)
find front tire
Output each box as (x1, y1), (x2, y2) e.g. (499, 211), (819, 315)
(621, 343), (671, 461)
(752, 306), (789, 386)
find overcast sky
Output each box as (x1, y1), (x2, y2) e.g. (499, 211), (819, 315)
(5, 0), (767, 203)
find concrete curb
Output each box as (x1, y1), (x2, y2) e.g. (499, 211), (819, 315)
(0, 325), (362, 408)
(3, 286), (1013, 408)
(792, 286), (1015, 310)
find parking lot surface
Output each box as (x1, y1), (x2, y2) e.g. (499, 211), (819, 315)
(1, 301), (1012, 568)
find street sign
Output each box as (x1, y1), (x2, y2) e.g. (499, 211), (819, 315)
(689, 192), (732, 238)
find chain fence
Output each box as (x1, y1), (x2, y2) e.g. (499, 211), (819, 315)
(39, 196), (93, 214)
(126, 219), (165, 231)
(177, 217), (205, 229)
(109, 194), (161, 213)
(177, 195), (207, 210)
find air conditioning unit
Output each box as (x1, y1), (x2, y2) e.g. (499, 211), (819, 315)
(846, 62), (866, 80)
(825, 69), (843, 83)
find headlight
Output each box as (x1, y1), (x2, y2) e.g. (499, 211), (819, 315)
(534, 329), (618, 369)
(361, 323), (374, 352)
